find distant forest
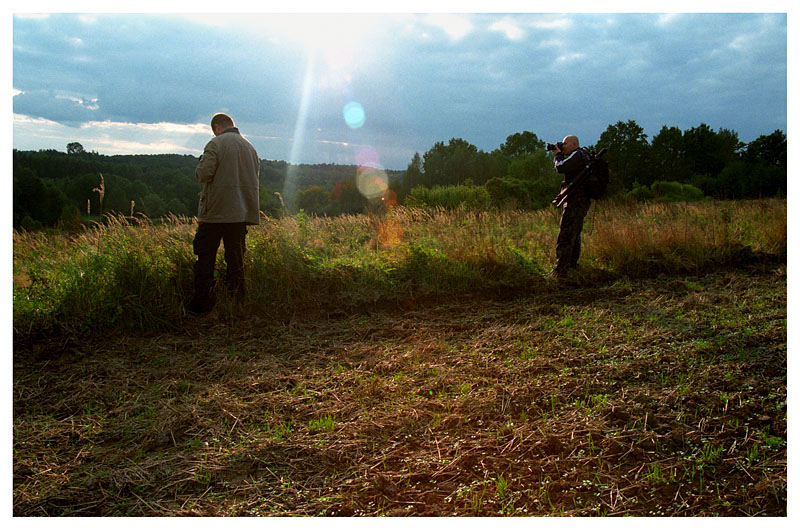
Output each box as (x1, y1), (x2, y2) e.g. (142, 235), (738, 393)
(12, 120), (786, 229)
(12, 148), (404, 230)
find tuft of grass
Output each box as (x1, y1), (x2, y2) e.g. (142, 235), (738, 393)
(308, 414), (336, 434)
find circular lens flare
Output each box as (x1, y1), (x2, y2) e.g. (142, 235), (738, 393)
(343, 101), (366, 129)
(356, 166), (388, 201)
(355, 145), (380, 167)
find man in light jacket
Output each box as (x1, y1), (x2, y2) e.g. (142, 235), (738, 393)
(189, 113), (260, 315)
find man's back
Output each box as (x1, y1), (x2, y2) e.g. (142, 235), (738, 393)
(195, 128), (260, 225)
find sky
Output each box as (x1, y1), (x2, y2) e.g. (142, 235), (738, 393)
(9, 4), (790, 171)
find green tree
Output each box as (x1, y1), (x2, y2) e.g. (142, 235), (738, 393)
(67, 142), (85, 155)
(422, 138), (481, 187)
(743, 130), (786, 198)
(650, 126), (690, 185)
(403, 152), (424, 197)
(13, 168), (46, 226)
(499, 131), (544, 158)
(165, 198), (188, 216)
(683, 123), (743, 179)
(58, 204), (83, 231)
(506, 150), (551, 183)
(259, 185), (284, 218)
(13, 168), (70, 227)
(485, 177), (531, 210)
(333, 176), (367, 215)
(745, 130), (787, 169)
(140, 193), (166, 219)
(297, 185), (332, 216)
(597, 120), (650, 193)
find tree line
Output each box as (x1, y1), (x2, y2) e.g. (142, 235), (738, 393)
(12, 147), (403, 230)
(402, 121), (786, 210)
(12, 119), (786, 230)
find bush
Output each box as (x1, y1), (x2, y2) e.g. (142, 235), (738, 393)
(651, 181), (705, 202)
(57, 204), (83, 232)
(405, 184), (490, 210)
(485, 177), (531, 210)
(627, 182), (654, 201)
(18, 216), (43, 232)
(628, 180), (705, 202)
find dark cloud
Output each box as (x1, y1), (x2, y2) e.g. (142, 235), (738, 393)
(12, 13), (787, 169)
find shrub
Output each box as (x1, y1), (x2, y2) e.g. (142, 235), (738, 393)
(651, 181), (705, 202)
(485, 177), (531, 210)
(627, 182), (654, 201)
(405, 184), (490, 210)
(18, 216), (43, 232)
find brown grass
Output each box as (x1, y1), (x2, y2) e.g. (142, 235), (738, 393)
(13, 262), (786, 516)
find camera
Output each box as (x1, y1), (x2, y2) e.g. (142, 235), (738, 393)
(546, 142), (563, 152)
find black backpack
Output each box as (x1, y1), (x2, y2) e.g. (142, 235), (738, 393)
(583, 148), (609, 200)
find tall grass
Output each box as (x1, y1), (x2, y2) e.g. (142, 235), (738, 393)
(588, 200), (786, 275)
(13, 200), (785, 338)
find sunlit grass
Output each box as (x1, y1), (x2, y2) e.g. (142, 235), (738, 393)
(13, 199), (785, 338)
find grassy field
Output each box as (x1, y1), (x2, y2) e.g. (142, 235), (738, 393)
(13, 199), (786, 516)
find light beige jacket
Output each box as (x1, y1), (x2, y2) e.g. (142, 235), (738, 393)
(195, 128), (260, 225)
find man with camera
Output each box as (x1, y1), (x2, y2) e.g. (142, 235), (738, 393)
(188, 113), (260, 315)
(548, 135), (591, 278)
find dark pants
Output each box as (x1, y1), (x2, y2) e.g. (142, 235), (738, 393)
(555, 197), (591, 271)
(191, 222), (248, 311)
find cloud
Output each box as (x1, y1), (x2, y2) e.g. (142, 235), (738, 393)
(529, 16), (573, 30)
(14, 89), (101, 124)
(13, 113), (210, 155)
(11, 12), (787, 169)
(489, 19), (525, 41)
(423, 14), (475, 40)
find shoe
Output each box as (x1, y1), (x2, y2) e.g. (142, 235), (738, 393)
(547, 267), (569, 279)
(186, 295), (215, 316)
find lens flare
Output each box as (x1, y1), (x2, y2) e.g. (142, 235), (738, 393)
(355, 145), (380, 167)
(343, 101), (365, 129)
(356, 165), (388, 201)
(354, 145), (388, 201)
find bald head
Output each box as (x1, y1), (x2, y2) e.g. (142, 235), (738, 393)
(562, 135), (579, 155)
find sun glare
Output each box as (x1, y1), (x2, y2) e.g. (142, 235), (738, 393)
(253, 14), (392, 208)
(282, 14), (381, 75)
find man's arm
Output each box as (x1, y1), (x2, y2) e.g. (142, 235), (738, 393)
(195, 141), (218, 183)
(554, 149), (585, 175)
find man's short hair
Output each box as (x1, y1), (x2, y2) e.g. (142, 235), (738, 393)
(211, 113), (235, 130)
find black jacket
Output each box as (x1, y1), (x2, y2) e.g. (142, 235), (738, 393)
(555, 148), (590, 200)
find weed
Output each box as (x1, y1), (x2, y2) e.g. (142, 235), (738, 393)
(266, 420), (293, 442)
(308, 415), (336, 434)
(646, 463), (665, 484)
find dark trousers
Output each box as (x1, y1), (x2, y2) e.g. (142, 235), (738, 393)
(192, 222), (248, 309)
(555, 197), (591, 271)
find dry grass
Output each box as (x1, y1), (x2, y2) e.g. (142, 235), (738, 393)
(13, 265), (786, 516)
(13, 199), (786, 516)
(13, 200), (785, 338)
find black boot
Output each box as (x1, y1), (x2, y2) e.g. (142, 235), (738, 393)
(187, 281), (217, 315)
